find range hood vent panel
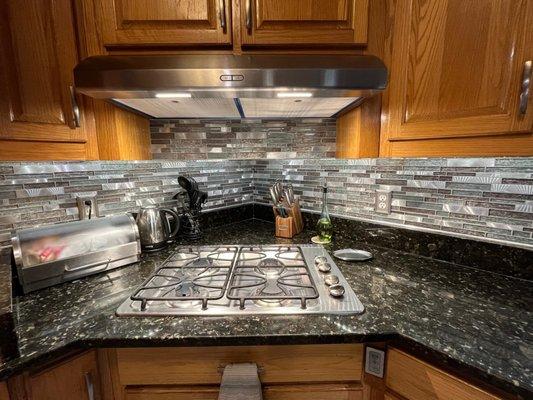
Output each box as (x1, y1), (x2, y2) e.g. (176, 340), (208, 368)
(75, 54), (387, 118)
(114, 98), (242, 118)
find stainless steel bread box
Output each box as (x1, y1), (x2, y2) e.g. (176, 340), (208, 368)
(12, 214), (141, 293)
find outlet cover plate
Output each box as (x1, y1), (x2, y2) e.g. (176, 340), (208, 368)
(365, 347), (385, 378)
(374, 190), (391, 214)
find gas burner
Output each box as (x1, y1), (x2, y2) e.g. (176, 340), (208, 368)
(116, 245), (364, 316)
(254, 258), (285, 278)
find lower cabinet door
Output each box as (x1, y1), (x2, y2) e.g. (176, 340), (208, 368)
(26, 351), (100, 400)
(125, 383), (362, 400)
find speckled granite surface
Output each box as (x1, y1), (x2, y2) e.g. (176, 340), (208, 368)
(0, 220), (531, 398)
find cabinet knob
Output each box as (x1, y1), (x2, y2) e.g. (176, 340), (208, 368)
(519, 60), (532, 115)
(69, 85), (81, 128)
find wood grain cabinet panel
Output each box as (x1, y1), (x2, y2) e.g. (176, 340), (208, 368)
(0, 0), (97, 160)
(380, 0), (533, 157)
(7, 351), (101, 400)
(115, 344), (363, 386)
(92, 0), (231, 47)
(241, 0), (368, 46)
(0, 382), (8, 400)
(386, 349), (502, 400)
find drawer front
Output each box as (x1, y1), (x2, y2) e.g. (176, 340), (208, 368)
(125, 383), (363, 400)
(386, 349), (501, 400)
(116, 344), (363, 385)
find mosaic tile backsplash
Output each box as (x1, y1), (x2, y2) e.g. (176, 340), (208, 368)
(150, 118), (336, 160)
(0, 160), (254, 250)
(0, 157), (532, 251)
(254, 158), (533, 248)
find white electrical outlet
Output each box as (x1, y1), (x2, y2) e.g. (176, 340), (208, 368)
(365, 347), (385, 378)
(374, 190), (391, 214)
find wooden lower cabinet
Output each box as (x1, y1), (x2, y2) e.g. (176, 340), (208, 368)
(385, 348), (502, 400)
(2, 345), (515, 399)
(0, 382), (9, 400)
(103, 344), (364, 399)
(6, 351), (101, 400)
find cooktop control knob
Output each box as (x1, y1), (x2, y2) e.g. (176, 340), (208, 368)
(329, 284), (345, 298)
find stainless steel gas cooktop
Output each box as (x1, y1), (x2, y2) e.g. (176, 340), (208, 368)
(116, 245), (364, 316)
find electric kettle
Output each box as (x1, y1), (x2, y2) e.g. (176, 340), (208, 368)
(135, 205), (180, 251)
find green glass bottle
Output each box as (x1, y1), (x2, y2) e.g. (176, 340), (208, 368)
(316, 183), (333, 243)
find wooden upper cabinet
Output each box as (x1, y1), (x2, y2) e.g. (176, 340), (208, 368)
(380, 0), (533, 157)
(0, 0), (97, 160)
(92, 0), (232, 48)
(240, 0), (369, 46)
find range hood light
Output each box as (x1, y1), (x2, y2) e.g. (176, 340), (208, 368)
(155, 92), (192, 99)
(276, 92), (313, 98)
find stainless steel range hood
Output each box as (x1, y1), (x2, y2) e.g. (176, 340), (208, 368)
(74, 54), (387, 119)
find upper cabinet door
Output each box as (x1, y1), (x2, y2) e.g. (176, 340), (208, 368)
(93, 0), (231, 47)
(241, 0), (369, 46)
(0, 0), (97, 160)
(381, 0), (533, 150)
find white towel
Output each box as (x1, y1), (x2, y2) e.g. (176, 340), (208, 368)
(218, 363), (263, 400)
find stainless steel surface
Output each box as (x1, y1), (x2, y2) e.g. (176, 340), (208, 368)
(84, 372), (95, 400)
(116, 244), (364, 316)
(136, 205), (180, 250)
(328, 284), (345, 298)
(69, 85), (80, 128)
(333, 249), (373, 261)
(219, 0), (227, 33)
(324, 274), (339, 286)
(12, 215), (141, 293)
(74, 54), (387, 118)
(76, 196), (99, 220)
(245, 0), (252, 33)
(519, 60), (532, 115)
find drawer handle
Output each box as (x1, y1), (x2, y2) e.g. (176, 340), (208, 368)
(84, 372), (95, 400)
(245, 0), (252, 34)
(69, 85), (80, 128)
(64, 259), (111, 273)
(519, 60), (532, 115)
(219, 0), (227, 33)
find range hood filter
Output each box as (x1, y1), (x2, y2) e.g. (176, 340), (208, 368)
(114, 97), (361, 119)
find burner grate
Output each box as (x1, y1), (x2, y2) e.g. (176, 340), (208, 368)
(226, 245), (319, 310)
(129, 246), (237, 311)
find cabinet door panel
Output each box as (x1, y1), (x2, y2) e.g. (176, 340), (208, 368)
(386, 349), (501, 400)
(94, 0), (231, 47)
(380, 0), (533, 156)
(0, 0), (97, 160)
(29, 351), (100, 400)
(242, 0), (368, 45)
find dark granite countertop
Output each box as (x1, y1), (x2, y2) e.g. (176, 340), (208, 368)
(0, 220), (531, 398)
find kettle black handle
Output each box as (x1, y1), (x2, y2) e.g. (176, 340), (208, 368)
(160, 208), (180, 239)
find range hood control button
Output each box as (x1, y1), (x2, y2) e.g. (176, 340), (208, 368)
(220, 74), (245, 81)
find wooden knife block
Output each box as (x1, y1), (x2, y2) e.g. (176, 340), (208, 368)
(274, 199), (304, 238)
